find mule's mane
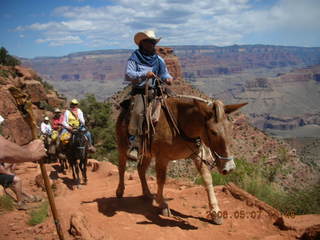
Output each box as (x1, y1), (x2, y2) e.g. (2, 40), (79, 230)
(175, 94), (213, 105)
(173, 95), (225, 122)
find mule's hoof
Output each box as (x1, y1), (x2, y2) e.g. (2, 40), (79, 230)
(161, 207), (172, 217)
(142, 193), (154, 200)
(213, 216), (223, 225)
(116, 188), (124, 198)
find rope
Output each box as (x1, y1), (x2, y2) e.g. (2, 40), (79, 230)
(174, 94), (214, 105)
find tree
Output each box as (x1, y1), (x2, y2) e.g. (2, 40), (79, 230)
(0, 47), (21, 66)
(79, 94), (117, 161)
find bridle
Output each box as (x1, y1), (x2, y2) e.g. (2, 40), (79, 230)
(155, 78), (234, 168)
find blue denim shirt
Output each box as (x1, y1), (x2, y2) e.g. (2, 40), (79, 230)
(125, 55), (172, 88)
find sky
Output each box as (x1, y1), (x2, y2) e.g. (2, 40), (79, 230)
(1, 0), (320, 58)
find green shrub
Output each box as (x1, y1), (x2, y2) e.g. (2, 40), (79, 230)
(0, 69), (9, 78)
(28, 201), (48, 226)
(35, 76), (54, 93)
(195, 158), (320, 215)
(79, 94), (117, 162)
(38, 100), (54, 112)
(0, 47), (20, 66)
(0, 195), (14, 213)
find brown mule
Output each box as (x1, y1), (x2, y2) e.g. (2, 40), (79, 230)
(116, 96), (247, 224)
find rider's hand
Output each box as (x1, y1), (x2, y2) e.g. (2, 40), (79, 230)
(26, 139), (47, 161)
(165, 78), (173, 85)
(146, 72), (156, 79)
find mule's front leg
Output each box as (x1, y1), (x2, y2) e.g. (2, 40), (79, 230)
(193, 158), (223, 225)
(80, 157), (88, 185)
(116, 152), (127, 198)
(155, 160), (171, 217)
(137, 157), (152, 199)
(74, 161), (81, 189)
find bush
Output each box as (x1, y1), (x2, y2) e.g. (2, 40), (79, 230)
(195, 158), (320, 215)
(28, 201), (48, 226)
(79, 94), (117, 162)
(0, 195), (14, 213)
(0, 47), (20, 66)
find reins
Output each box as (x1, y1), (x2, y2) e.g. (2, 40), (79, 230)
(154, 77), (218, 168)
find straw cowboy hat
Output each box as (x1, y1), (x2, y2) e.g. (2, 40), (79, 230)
(70, 99), (79, 105)
(134, 30), (161, 46)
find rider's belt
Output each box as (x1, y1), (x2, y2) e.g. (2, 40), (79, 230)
(131, 87), (154, 95)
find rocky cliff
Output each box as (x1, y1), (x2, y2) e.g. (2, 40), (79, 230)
(229, 64), (320, 132)
(0, 65), (65, 145)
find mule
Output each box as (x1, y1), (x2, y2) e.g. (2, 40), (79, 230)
(116, 96), (246, 224)
(65, 127), (89, 188)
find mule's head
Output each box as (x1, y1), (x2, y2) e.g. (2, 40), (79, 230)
(72, 128), (88, 147)
(194, 100), (247, 175)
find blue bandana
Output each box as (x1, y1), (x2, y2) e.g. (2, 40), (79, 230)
(128, 49), (165, 76)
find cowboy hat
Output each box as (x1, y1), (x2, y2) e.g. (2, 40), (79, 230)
(54, 108), (61, 113)
(44, 116), (49, 121)
(70, 99), (79, 105)
(134, 30), (161, 46)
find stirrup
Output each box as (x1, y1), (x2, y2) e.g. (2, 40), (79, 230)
(127, 147), (138, 161)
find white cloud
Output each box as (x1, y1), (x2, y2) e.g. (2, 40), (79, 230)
(36, 35), (83, 46)
(15, 0), (320, 48)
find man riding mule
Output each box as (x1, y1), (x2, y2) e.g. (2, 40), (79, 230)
(40, 116), (56, 162)
(117, 95), (246, 224)
(118, 30), (247, 224)
(125, 30), (173, 160)
(61, 99), (95, 153)
(59, 99), (94, 186)
(51, 108), (67, 170)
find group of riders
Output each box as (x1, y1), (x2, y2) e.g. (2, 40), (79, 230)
(41, 30), (173, 162)
(40, 99), (96, 161)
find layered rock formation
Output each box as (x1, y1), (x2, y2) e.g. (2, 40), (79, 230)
(0, 65), (65, 145)
(21, 45), (320, 135)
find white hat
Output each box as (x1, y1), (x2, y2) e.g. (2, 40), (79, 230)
(0, 115), (4, 125)
(134, 30), (161, 46)
(44, 116), (49, 121)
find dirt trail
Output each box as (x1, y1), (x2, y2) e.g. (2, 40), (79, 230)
(0, 161), (319, 240)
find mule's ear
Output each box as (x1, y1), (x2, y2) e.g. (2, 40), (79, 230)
(224, 102), (248, 114)
(194, 99), (213, 120)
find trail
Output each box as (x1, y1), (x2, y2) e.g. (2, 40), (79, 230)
(0, 161), (319, 240)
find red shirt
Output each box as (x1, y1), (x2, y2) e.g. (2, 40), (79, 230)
(52, 115), (64, 130)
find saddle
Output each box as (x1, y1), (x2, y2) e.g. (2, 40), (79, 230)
(121, 83), (177, 161)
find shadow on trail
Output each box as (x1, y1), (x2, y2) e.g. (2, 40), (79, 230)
(81, 196), (215, 230)
(48, 164), (77, 190)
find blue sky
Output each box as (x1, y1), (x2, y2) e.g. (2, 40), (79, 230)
(1, 0), (319, 58)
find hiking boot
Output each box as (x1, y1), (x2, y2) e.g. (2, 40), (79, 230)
(24, 195), (42, 203)
(16, 202), (28, 211)
(127, 147), (138, 161)
(88, 145), (96, 153)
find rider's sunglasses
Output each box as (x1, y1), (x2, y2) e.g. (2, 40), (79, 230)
(143, 39), (157, 45)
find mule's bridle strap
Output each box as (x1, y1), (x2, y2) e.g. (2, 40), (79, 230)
(213, 151), (234, 161)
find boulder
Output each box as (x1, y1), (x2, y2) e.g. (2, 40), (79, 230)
(0, 65), (66, 145)
(300, 224), (320, 240)
(69, 212), (105, 240)
(87, 159), (100, 172)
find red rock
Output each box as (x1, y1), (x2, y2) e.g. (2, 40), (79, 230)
(0, 65), (66, 145)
